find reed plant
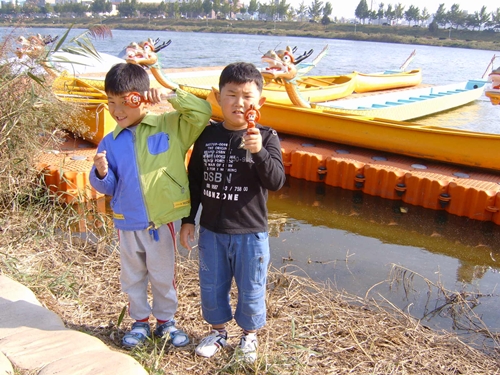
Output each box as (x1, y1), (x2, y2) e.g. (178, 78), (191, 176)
(0, 25), (114, 293)
(0, 29), (75, 221)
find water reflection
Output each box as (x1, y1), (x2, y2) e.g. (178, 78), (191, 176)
(268, 176), (500, 284)
(266, 177), (500, 348)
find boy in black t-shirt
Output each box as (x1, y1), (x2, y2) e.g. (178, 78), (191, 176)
(180, 62), (285, 363)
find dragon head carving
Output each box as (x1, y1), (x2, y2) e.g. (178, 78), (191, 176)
(15, 34), (59, 59)
(125, 38), (171, 67)
(260, 46), (313, 81)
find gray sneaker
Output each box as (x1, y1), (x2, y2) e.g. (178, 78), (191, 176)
(238, 334), (258, 363)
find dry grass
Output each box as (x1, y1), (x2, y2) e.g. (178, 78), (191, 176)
(1, 208), (500, 375)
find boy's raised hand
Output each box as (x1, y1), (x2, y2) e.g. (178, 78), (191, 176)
(180, 223), (196, 251)
(93, 151), (108, 179)
(143, 87), (176, 105)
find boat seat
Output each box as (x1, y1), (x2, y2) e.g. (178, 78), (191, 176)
(385, 101), (404, 106)
(371, 104), (389, 108)
(409, 97), (426, 101)
(397, 99), (415, 103)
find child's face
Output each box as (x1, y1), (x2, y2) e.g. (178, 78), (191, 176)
(107, 92), (148, 129)
(217, 81), (266, 131)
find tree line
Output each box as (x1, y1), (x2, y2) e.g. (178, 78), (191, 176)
(354, 0), (500, 30)
(0, 0), (327, 22)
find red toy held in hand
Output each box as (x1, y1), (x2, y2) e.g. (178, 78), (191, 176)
(245, 104), (260, 129)
(242, 105), (261, 162)
(124, 92), (147, 108)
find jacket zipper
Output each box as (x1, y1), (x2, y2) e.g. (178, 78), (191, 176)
(131, 129), (152, 221)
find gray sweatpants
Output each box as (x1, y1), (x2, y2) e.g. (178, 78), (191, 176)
(118, 222), (178, 321)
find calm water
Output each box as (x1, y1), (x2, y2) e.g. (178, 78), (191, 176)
(3, 26), (500, 349)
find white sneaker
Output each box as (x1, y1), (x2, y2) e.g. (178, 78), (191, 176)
(195, 330), (228, 358)
(238, 334), (258, 363)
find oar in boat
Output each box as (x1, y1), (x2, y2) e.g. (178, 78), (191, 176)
(482, 54), (497, 79)
(399, 49), (416, 71)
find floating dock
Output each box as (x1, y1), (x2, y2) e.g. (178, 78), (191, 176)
(35, 132), (500, 225)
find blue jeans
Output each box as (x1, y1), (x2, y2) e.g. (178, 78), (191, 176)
(198, 226), (270, 331)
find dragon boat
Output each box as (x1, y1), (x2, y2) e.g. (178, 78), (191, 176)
(352, 49), (422, 93)
(314, 79), (487, 121)
(322, 55), (495, 117)
(259, 48), (422, 105)
(258, 69), (421, 106)
(51, 73), (114, 144)
(261, 73), (358, 105)
(258, 45), (360, 104)
(207, 88), (500, 171)
(353, 68), (422, 93)
(261, 48), (491, 118)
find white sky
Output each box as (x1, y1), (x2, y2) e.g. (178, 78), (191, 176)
(286, 0), (499, 19)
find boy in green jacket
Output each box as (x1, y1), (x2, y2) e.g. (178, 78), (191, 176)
(90, 63), (211, 348)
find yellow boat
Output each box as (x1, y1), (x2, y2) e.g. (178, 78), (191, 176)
(257, 70), (421, 106)
(485, 64), (500, 105)
(178, 74), (356, 104)
(261, 74), (357, 105)
(259, 47), (421, 106)
(486, 89), (500, 105)
(485, 61), (500, 105)
(207, 89), (500, 171)
(178, 73), (357, 105)
(76, 103), (115, 145)
(52, 74), (115, 145)
(353, 68), (423, 93)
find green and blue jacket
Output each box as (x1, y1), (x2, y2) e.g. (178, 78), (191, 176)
(90, 89), (211, 232)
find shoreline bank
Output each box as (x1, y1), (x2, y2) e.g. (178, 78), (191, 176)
(2, 19), (500, 51)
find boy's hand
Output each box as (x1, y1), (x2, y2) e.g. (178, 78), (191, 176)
(180, 223), (196, 251)
(93, 151), (108, 179)
(243, 127), (262, 154)
(144, 87), (175, 105)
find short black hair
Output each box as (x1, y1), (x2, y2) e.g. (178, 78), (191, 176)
(219, 62), (263, 92)
(104, 63), (150, 96)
